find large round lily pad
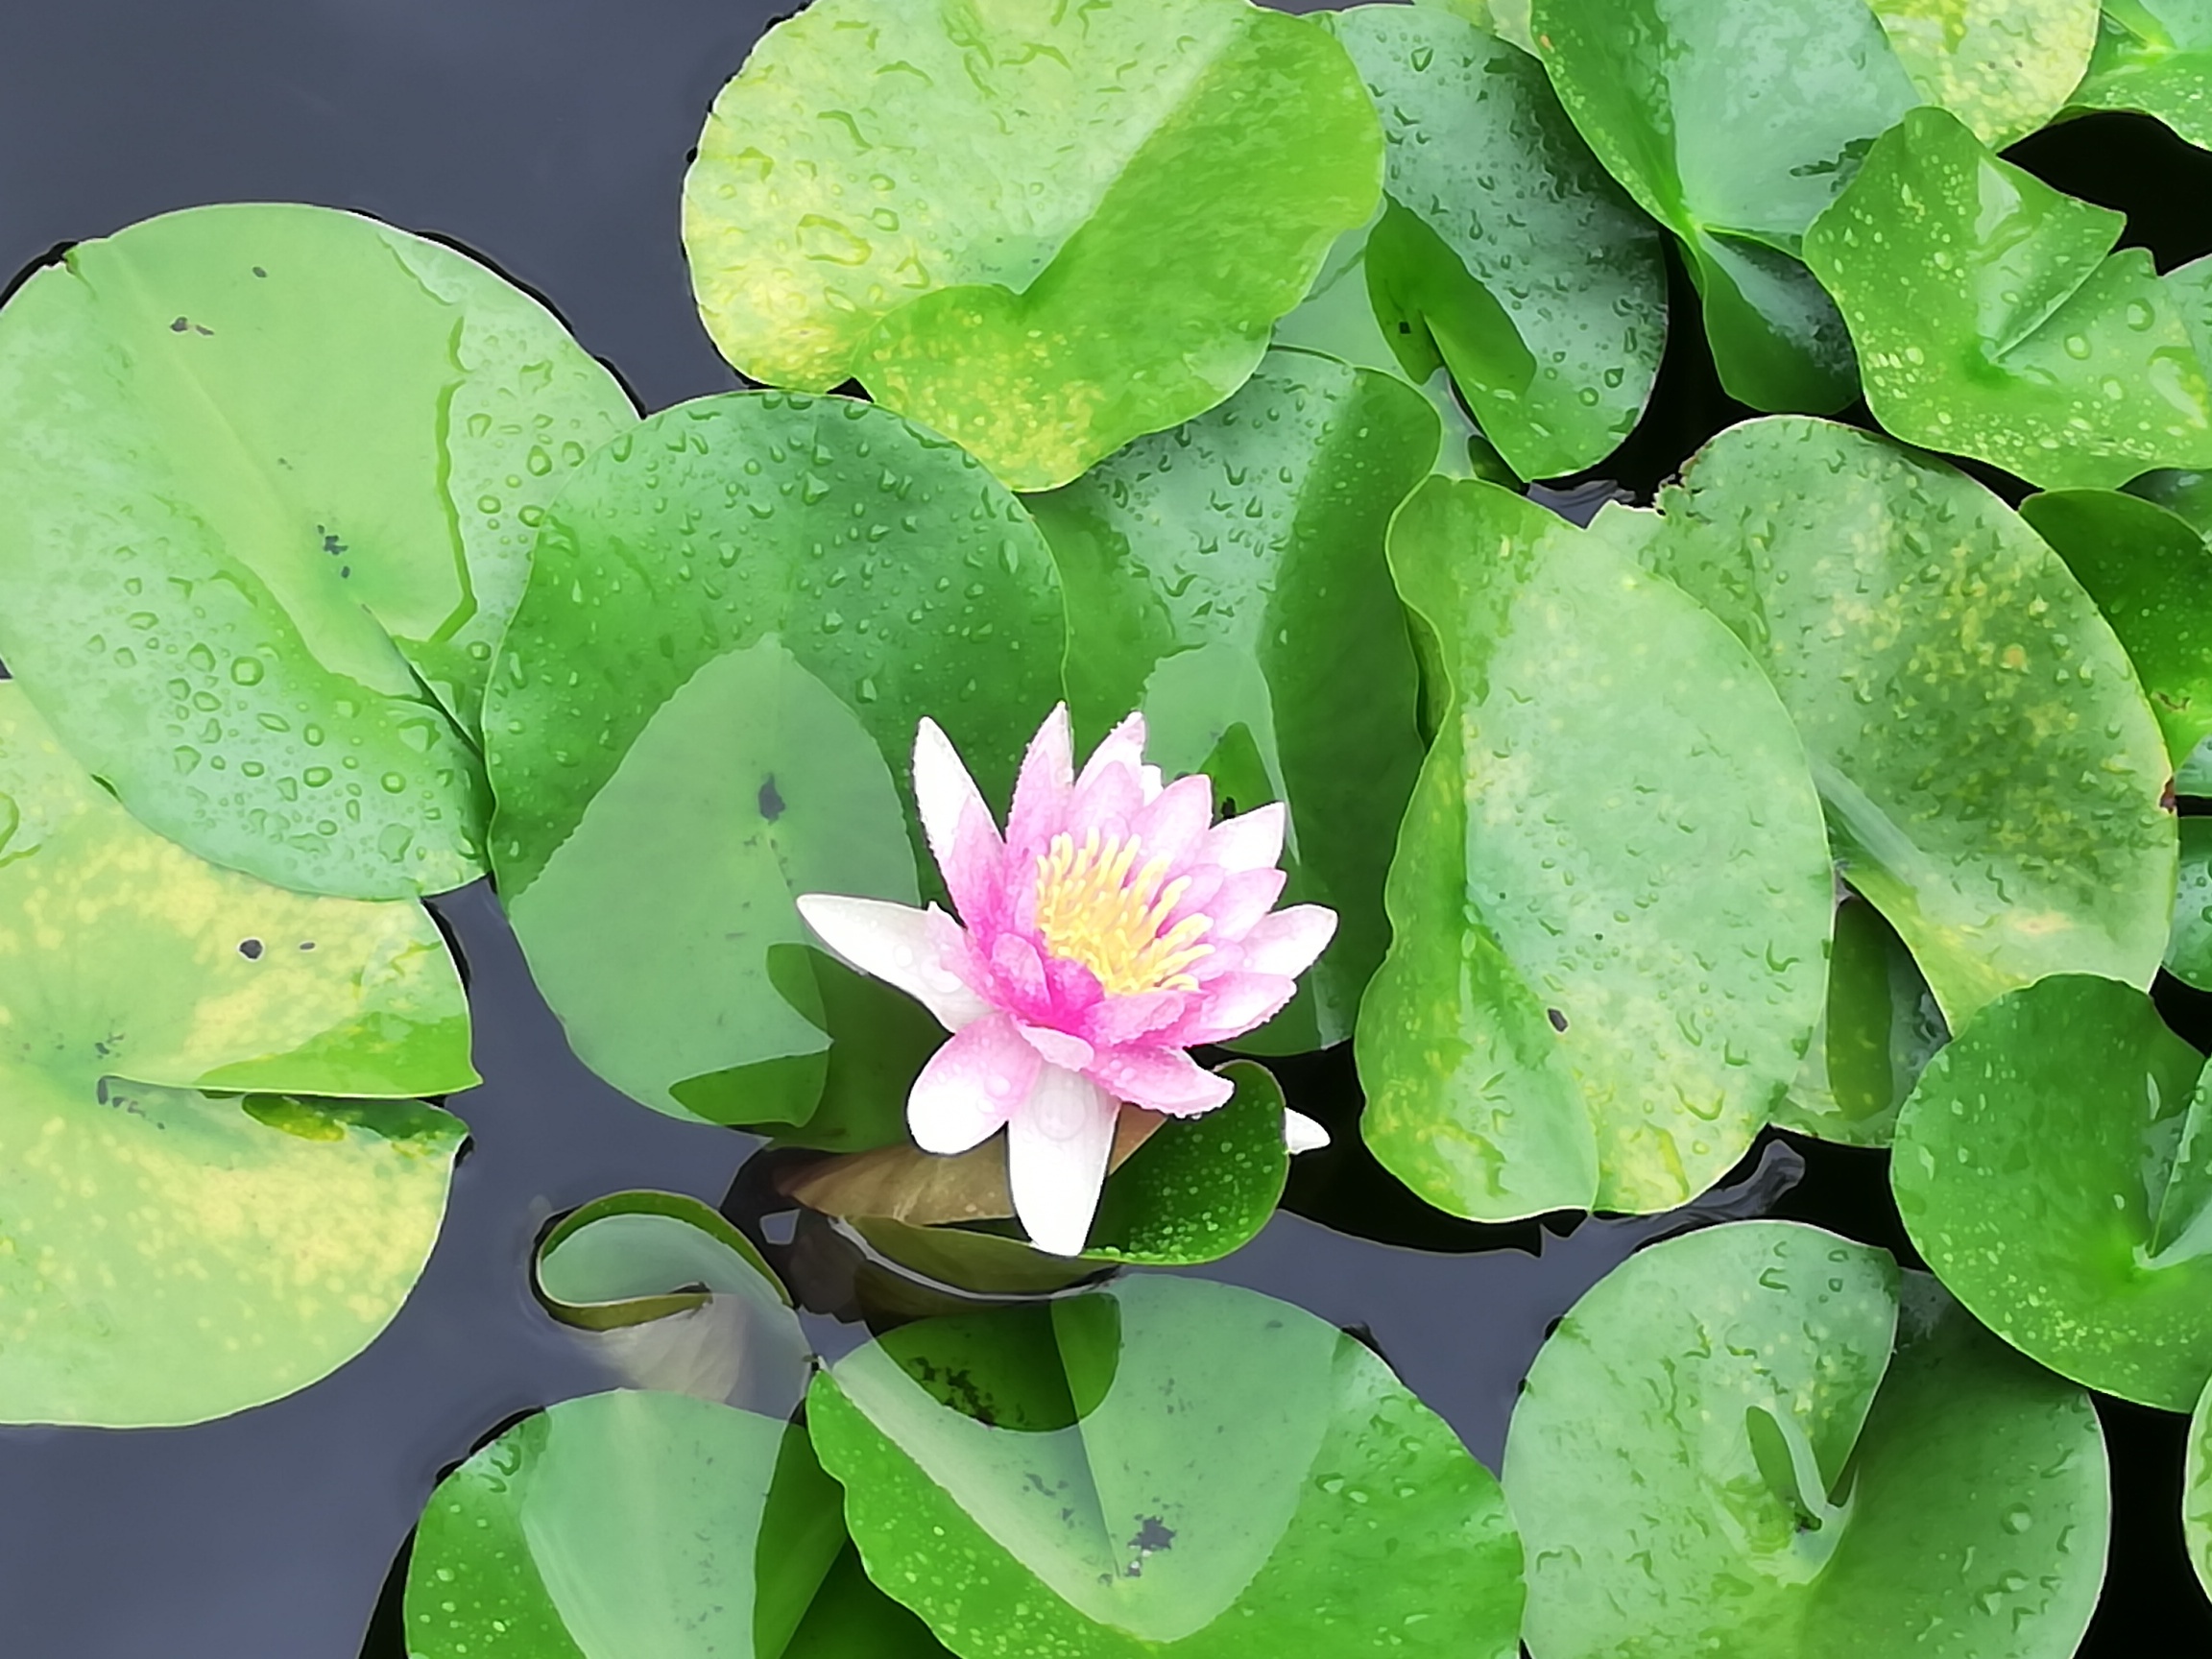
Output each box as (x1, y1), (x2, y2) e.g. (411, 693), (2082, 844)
(482, 392), (1065, 1128)
(1892, 974), (2212, 1410)
(0, 203), (636, 898)
(405, 1388), (849, 1659)
(682, 0), (1382, 491)
(1504, 1220), (2110, 1659)
(1527, 0), (1918, 411)
(1318, 5), (1666, 480)
(0, 683), (472, 1426)
(1027, 349), (1433, 1054)
(1357, 478), (1833, 1220)
(1639, 417), (2176, 1026)
(2070, 1), (2212, 149)
(1804, 108), (2212, 492)
(808, 1274), (1526, 1658)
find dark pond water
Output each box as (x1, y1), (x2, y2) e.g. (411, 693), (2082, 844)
(1, 3), (2207, 1654)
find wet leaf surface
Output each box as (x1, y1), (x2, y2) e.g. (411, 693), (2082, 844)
(0, 684), (471, 1426)
(810, 1274), (1525, 1657)
(1358, 478), (1832, 1220)
(0, 204), (635, 898)
(404, 1388), (848, 1659)
(1319, 5), (1667, 479)
(482, 392), (1064, 1128)
(682, 0), (1381, 490)
(1805, 108), (2212, 490)
(1893, 974), (2212, 1409)
(1865, 0), (2101, 146)
(1505, 1220), (2109, 1658)
(1028, 350), (1432, 1052)
(1774, 891), (1948, 1149)
(1639, 417), (2176, 1026)
(2070, 0), (2212, 147)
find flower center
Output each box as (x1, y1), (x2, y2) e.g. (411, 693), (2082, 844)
(1032, 829), (1213, 997)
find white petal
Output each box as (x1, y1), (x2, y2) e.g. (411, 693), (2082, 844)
(1238, 904), (1337, 976)
(794, 894), (990, 1031)
(913, 717), (997, 874)
(1204, 802), (1286, 873)
(1006, 1065), (1118, 1257)
(906, 1014), (1035, 1154)
(1077, 710), (1149, 789)
(1283, 1108), (1332, 1155)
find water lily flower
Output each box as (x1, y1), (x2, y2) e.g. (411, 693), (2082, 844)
(796, 706), (1336, 1257)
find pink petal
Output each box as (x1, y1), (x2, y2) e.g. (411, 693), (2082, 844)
(1006, 704), (1074, 857)
(1068, 761), (1143, 843)
(1077, 711), (1148, 790)
(794, 895), (989, 1031)
(1087, 1046), (1235, 1118)
(1238, 904), (1337, 978)
(1284, 1109), (1332, 1154)
(1127, 773), (1215, 872)
(1204, 867), (1289, 943)
(1203, 803), (1286, 873)
(1172, 971), (1298, 1046)
(913, 718), (1004, 923)
(905, 1013), (1038, 1154)
(1007, 1065), (1119, 1257)
(990, 931), (1049, 1009)
(1018, 1022), (1095, 1071)
(1084, 988), (1189, 1046)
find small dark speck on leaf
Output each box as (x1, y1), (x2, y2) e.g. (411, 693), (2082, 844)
(1548, 1007), (1569, 1032)
(299, 940), (315, 951)
(252, 266), (267, 278)
(238, 938), (264, 960)
(2163, 781), (2178, 813)
(1130, 1516), (1175, 1553)
(170, 317), (189, 332)
(1219, 796), (1239, 817)
(339, 566), (350, 579)
(194, 325), (213, 336)
(758, 776), (785, 820)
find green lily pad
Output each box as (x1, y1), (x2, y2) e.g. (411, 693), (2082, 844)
(2070, 0), (2212, 148)
(1315, 6), (1667, 480)
(0, 203), (635, 899)
(0, 683), (471, 1426)
(1527, 0), (1919, 411)
(1773, 890), (1948, 1148)
(536, 1190), (814, 1415)
(2187, 1372), (2212, 1599)
(1421, 0), (1535, 54)
(2021, 488), (2212, 765)
(1027, 350), (1432, 1053)
(785, 1547), (958, 1659)
(1865, 0), (2102, 146)
(808, 1275), (1526, 1658)
(1892, 973), (2212, 1409)
(800, 1061), (1294, 1293)
(2168, 818), (2212, 989)
(1804, 107), (2212, 490)
(1504, 1220), (2109, 1659)
(405, 1388), (849, 1659)
(1356, 477), (1833, 1221)
(482, 392), (1065, 1127)
(682, 0), (1382, 491)
(1639, 417), (2175, 1026)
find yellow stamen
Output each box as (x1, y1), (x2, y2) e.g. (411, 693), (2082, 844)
(1032, 829), (1213, 996)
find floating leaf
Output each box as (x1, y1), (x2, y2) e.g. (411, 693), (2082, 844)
(785, 1547), (957, 1659)
(2021, 488), (2212, 765)
(1027, 350), (1432, 1052)
(1357, 478), (1832, 1221)
(405, 1389), (848, 1659)
(536, 1191), (813, 1415)
(2169, 818), (2212, 989)
(1774, 891), (1948, 1148)
(809, 1275), (1526, 1658)
(1317, 6), (1667, 479)
(682, 0), (1381, 491)
(1639, 417), (2175, 1025)
(1504, 1220), (2109, 1658)
(0, 204), (635, 898)
(1865, 0), (2102, 146)
(2069, 0), (2212, 148)
(791, 1061), (1292, 1293)
(2188, 1372), (2212, 1599)
(1892, 974), (2212, 1409)
(1804, 108), (2212, 490)
(1527, 0), (1919, 410)
(1421, 0), (1536, 53)
(482, 392), (1065, 1127)
(0, 684), (471, 1426)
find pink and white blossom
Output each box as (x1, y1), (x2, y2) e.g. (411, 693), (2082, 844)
(796, 706), (1335, 1256)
